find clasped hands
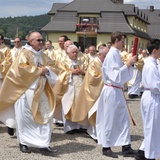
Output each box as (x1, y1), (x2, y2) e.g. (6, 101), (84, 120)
(72, 68), (85, 75)
(38, 65), (49, 76)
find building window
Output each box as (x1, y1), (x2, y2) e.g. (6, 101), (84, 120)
(80, 17), (99, 26)
(131, 41), (133, 45)
(76, 17), (99, 32)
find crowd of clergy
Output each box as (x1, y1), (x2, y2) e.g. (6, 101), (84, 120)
(0, 31), (159, 160)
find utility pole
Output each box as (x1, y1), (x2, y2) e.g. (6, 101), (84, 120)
(16, 26), (19, 37)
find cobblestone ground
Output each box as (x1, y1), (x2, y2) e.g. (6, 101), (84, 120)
(0, 93), (159, 160)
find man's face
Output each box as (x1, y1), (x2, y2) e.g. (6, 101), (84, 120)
(68, 47), (78, 60)
(45, 42), (52, 49)
(117, 36), (125, 50)
(142, 50), (147, 57)
(14, 38), (22, 48)
(99, 47), (109, 63)
(156, 47), (160, 59)
(58, 37), (65, 49)
(130, 47), (134, 53)
(29, 33), (43, 51)
(64, 41), (72, 53)
(89, 46), (96, 55)
(138, 48), (142, 54)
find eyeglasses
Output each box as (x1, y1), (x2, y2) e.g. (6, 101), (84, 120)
(35, 39), (43, 42)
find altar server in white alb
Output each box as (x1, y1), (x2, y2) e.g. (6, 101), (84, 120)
(96, 31), (137, 158)
(135, 39), (160, 160)
(0, 31), (58, 154)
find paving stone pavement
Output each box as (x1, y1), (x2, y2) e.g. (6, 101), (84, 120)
(0, 93), (159, 160)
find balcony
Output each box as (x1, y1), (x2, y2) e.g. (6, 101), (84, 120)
(76, 23), (99, 35)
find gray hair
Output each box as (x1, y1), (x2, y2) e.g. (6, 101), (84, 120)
(98, 46), (109, 55)
(67, 44), (78, 53)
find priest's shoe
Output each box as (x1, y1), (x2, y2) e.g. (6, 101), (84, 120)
(8, 127), (14, 136)
(135, 150), (145, 160)
(102, 148), (118, 158)
(19, 144), (31, 153)
(122, 144), (137, 157)
(65, 129), (77, 135)
(39, 146), (52, 153)
(128, 94), (138, 99)
(55, 122), (63, 127)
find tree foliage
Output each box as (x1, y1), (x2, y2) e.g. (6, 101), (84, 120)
(0, 14), (50, 39)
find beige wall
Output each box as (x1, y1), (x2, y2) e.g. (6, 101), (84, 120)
(126, 35), (148, 52)
(97, 34), (111, 49)
(127, 16), (134, 27)
(46, 32), (148, 51)
(46, 32), (78, 49)
(127, 16), (148, 32)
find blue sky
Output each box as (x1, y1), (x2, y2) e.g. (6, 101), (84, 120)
(0, 0), (159, 18)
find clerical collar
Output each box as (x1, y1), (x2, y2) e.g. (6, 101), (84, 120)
(72, 60), (79, 65)
(23, 45), (42, 56)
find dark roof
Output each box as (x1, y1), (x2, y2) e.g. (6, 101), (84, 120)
(117, 4), (149, 24)
(132, 28), (151, 39)
(117, 4), (135, 15)
(99, 12), (134, 33)
(58, 0), (122, 13)
(42, 11), (77, 32)
(140, 9), (160, 39)
(48, 3), (67, 15)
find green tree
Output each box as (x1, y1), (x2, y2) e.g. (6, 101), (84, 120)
(0, 14), (50, 39)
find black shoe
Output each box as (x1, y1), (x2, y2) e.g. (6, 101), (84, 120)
(65, 130), (77, 135)
(122, 144), (137, 157)
(39, 146), (52, 153)
(140, 92), (143, 97)
(8, 127), (14, 136)
(135, 150), (145, 160)
(55, 122), (63, 127)
(128, 94), (138, 99)
(102, 148), (118, 158)
(19, 144), (31, 153)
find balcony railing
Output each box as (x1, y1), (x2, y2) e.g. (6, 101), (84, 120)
(76, 23), (99, 34)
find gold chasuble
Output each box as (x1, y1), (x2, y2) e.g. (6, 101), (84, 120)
(72, 57), (104, 126)
(0, 43), (11, 59)
(0, 48), (57, 124)
(0, 51), (5, 75)
(135, 54), (144, 71)
(54, 56), (87, 121)
(126, 53), (144, 71)
(120, 50), (129, 64)
(0, 51), (7, 88)
(0, 44), (12, 78)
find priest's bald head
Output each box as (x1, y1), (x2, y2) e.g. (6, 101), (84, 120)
(28, 31), (43, 51)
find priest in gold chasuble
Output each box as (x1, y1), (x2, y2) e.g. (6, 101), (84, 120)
(0, 50), (15, 130)
(54, 45), (87, 133)
(72, 46), (109, 139)
(0, 32), (58, 153)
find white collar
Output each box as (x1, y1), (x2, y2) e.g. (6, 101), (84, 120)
(23, 45), (42, 56)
